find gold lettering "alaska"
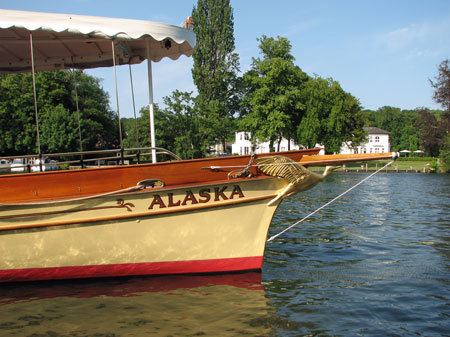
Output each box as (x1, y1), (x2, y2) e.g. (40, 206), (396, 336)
(148, 185), (245, 209)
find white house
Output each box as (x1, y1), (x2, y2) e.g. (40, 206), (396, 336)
(231, 131), (300, 155)
(231, 131), (325, 155)
(340, 127), (390, 154)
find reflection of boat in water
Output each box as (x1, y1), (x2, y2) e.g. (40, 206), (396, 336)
(0, 272), (273, 336)
(0, 272), (263, 304)
(0, 9), (398, 283)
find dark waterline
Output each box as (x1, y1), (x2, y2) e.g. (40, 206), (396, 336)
(0, 173), (449, 336)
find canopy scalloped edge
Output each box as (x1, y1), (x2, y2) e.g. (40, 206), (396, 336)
(0, 9), (196, 72)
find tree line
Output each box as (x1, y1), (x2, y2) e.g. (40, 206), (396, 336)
(0, 0), (448, 171)
(363, 106), (449, 156)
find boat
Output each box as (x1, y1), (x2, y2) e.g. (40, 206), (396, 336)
(0, 158), (11, 172)
(0, 9), (398, 282)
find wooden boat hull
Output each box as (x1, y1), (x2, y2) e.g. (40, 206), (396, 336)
(0, 150), (398, 282)
(0, 177), (285, 282)
(0, 149), (320, 203)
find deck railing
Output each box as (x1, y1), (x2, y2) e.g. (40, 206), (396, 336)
(0, 147), (181, 173)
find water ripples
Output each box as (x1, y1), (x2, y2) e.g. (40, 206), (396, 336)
(0, 173), (448, 336)
(264, 173), (450, 336)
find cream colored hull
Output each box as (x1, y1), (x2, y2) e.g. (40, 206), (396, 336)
(0, 178), (285, 282)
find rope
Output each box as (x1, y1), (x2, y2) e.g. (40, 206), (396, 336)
(267, 160), (394, 242)
(227, 153), (256, 179)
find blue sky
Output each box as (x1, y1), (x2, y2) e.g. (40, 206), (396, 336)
(3, 0), (450, 118)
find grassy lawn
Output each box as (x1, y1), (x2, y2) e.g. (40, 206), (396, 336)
(339, 158), (435, 172)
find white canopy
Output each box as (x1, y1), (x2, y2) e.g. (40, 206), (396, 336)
(0, 9), (196, 72)
(0, 9), (196, 162)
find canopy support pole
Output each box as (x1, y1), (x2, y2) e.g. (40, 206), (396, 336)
(111, 41), (123, 150)
(29, 32), (41, 156)
(128, 64), (139, 148)
(146, 41), (156, 163)
(70, 68), (83, 153)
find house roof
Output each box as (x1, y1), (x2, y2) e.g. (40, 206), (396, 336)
(364, 127), (390, 135)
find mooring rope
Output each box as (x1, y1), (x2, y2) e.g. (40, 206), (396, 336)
(267, 160), (395, 242)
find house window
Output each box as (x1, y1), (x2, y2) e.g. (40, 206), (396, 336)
(375, 136), (380, 142)
(369, 136), (373, 143)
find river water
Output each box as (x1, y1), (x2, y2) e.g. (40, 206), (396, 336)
(0, 173), (449, 336)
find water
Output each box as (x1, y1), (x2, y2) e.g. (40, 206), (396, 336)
(0, 173), (449, 336)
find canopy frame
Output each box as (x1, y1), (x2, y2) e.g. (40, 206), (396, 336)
(0, 9), (196, 163)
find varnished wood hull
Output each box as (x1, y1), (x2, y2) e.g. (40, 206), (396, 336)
(0, 149), (320, 203)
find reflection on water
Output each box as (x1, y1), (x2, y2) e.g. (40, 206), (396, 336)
(0, 273), (275, 336)
(0, 173), (449, 336)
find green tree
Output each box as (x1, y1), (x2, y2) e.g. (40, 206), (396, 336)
(73, 71), (120, 150)
(122, 109), (153, 151)
(240, 36), (309, 151)
(429, 59), (450, 169)
(162, 91), (207, 159)
(367, 106), (420, 152)
(191, 0), (240, 153)
(416, 108), (444, 157)
(39, 104), (79, 153)
(439, 133), (450, 172)
(0, 70), (119, 156)
(297, 76), (365, 153)
(430, 59), (450, 112)
(123, 92), (208, 159)
(0, 73), (37, 154)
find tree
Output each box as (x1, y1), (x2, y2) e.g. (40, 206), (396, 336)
(123, 91), (208, 159)
(191, 0), (240, 153)
(39, 104), (80, 153)
(439, 133), (450, 172)
(73, 71), (120, 150)
(429, 59), (450, 168)
(366, 106), (420, 152)
(240, 36), (309, 151)
(161, 91), (207, 159)
(416, 108), (444, 157)
(297, 76), (365, 153)
(0, 73), (38, 155)
(0, 70), (119, 156)
(430, 59), (450, 112)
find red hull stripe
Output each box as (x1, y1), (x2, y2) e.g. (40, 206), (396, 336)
(0, 256), (264, 283)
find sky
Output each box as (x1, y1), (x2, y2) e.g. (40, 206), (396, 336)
(3, 0), (450, 118)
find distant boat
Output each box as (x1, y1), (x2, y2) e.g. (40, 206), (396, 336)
(0, 9), (398, 282)
(30, 157), (58, 172)
(9, 158), (28, 173)
(0, 159), (10, 172)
